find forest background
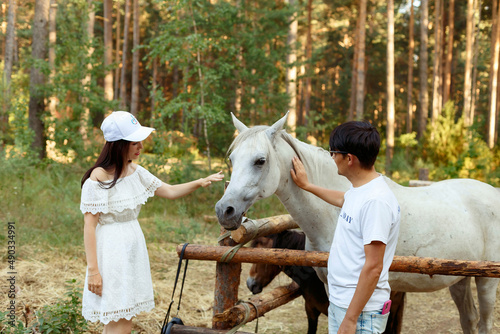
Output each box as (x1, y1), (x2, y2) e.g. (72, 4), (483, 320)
(2, 0), (500, 181)
(2, 0), (500, 332)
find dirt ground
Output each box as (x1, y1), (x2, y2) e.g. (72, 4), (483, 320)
(2, 242), (500, 333)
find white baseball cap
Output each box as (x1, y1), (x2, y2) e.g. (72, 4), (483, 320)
(100, 111), (155, 142)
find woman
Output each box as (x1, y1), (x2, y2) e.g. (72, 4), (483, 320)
(80, 111), (224, 333)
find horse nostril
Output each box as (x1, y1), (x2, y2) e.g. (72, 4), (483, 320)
(225, 206), (235, 217)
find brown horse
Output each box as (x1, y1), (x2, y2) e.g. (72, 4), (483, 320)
(247, 230), (329, 334)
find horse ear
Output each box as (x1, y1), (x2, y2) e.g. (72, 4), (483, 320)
(266, 111), (289, 140)
(231, 112), (249, 133)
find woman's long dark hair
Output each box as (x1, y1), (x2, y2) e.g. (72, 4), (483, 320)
(81, 140), (131, 189)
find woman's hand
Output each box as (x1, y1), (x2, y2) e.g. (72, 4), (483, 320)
(88, 271), (103, 296)
(200, 171), (224, 188)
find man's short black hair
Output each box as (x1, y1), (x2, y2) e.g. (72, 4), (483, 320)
(329, 121), (380, 169)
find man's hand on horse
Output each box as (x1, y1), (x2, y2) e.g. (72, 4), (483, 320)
(291, 156), (310, 190)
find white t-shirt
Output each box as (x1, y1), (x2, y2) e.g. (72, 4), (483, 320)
(327, 175), (400, 311)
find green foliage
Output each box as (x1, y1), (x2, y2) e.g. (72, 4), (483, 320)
(147, 0), (292, 154)
(0, 311), (27, 334)
(0, 158), (84, 255)
(423, 102), (467, 164)
(29, 280), (87, 333)
(0, 280), (87, 334)
(45, 0), (117, 159)
(397, 132), (418, 149)
(420, 102), (497, 183)
(9, 95), (36, 161)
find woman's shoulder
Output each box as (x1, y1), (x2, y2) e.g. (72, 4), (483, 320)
(89, 167), (112, 182)
(132, 164), (162, 185)
(131, 163), (149, 175)
(130, 163), (140, 172)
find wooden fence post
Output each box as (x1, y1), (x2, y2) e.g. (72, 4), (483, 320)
(212, 181), (242, 330)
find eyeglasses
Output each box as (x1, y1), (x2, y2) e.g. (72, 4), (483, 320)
(329, 150), (349, 157)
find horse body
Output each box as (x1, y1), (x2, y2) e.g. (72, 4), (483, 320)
(215, 113), (500, 333)
(388, 177), (499, 292)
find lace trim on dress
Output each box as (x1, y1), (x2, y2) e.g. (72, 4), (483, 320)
(80, 166), (162, 215)
(82, 299), (155, 324)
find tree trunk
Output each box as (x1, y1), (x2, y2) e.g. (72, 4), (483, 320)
(48, 0), (57, 116)
(488, 0), (500, 148)
(304, 0), (313, 128)
(355, 0), (367, 120)
(29, 0), (50, 159)
(104, 0), (113, 102)
(190, 6), (211, 171)
(119, 0), (131, 108)
(443, 0), (455, 104)
(150, 18), (157, 121)
(3, 0), (15, 86)
(470, 0), (481, 122)
(463, 0), (475, 127)
(233, 0), (243, 117)
(348, 34), (358, 121)
(285, 0), (298, 135)
(151, 56), (158, 117)
(492, 0), (500, 147)
(418, 0), (429, 138)
(1, 4), (5, 60)
(2, 0), (16, 143)
(80, 0), (95, 144)
(45, 0), (57, 159)
(407, 0), (414, 133)
(114, 0), (121, 100)
(431, 0), (443, 125)
(386, 0), (395, 176)
(130, 0), (139, 115)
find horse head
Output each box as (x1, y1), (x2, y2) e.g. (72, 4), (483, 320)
(246, 235), (282, 294)
(215, 112), (349, 263)
(215, 112), (291, 230)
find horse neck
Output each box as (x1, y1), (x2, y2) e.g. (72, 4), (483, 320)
(275, 230), (306, 250)
(276, 132), (350, 192)
(272, 133), (351, 251)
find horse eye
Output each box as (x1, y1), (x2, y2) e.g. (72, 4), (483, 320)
(254, 158), (266, 166)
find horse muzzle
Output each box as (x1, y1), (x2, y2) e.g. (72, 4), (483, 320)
(215, 200), (245, 230)
(246, 277), (263, 294)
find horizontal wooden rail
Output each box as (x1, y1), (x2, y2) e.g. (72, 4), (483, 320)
(212, 282), (301, 328)
(178, 244), (327, 267)
(169, 324), (252, 333)
(231, 214), (299, 244)
(177, 244), (500, 278)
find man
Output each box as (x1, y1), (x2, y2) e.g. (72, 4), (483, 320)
(290, 121), (400, 334)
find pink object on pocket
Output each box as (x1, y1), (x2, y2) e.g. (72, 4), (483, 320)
(381, 300), (392, 315)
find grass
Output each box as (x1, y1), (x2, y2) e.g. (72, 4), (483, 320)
(0, 156), (286, 258)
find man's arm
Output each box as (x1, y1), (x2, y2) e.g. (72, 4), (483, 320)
(290, 156), (345, 207)
(337, 241), (386, 334)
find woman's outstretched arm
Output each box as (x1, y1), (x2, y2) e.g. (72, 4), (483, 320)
(155, 171), (224, 200)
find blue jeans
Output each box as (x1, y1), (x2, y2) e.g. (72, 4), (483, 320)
(328, 302), (389, 334)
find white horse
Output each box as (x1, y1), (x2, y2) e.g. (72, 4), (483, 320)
(215, 113), (500, 334)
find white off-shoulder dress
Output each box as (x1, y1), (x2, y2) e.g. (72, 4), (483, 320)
(80, 165), (162, 324)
